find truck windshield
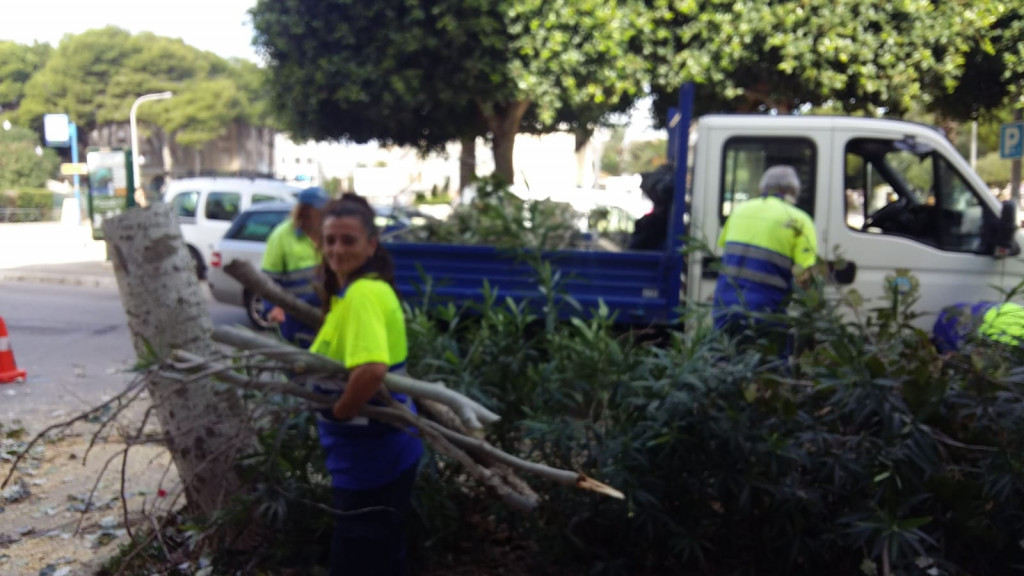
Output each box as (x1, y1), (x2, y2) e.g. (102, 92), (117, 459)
(845, 138), (987, 253)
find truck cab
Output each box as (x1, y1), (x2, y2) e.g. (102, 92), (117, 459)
(688, 114), (1020, 329)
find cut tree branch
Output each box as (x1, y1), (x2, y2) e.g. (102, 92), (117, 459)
(222, 261), (500, 429)
(212, 325), (500, 430)
(223, 260), (323, 329)
(168, 351), (540, 509)
(166, 347), (622, 504)
(216, 260), (622, 503)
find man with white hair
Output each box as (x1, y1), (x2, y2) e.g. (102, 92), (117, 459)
(712, 165), (818, 341)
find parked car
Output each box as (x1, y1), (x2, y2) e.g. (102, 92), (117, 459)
(207, 201), (431, 328)
(164, 177), (301, 279)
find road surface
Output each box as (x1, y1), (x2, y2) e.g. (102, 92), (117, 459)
(0, 281), (252, 431)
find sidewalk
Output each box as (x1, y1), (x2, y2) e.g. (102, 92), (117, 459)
(0, 221), (116, 288)
(0, 260), (117, 288)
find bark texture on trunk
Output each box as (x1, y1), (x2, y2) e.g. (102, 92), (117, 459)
(162, 134), (175, 177)
(481, 100), (530, 184)
(459, 134), (477, 194)
(103, 205), (252, 517)
(575, 129), (591, 187)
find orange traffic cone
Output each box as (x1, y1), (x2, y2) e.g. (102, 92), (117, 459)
(0, 316), (27, 384)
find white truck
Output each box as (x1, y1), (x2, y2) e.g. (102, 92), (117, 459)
(386, 84), (1021, 332)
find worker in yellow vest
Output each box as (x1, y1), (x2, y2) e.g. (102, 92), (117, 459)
(713, 165), (818, 346)
(933, 301), (1024, 353)
(261, 186), (328, 348)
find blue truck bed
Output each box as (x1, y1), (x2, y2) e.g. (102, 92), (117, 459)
(386, 241), (680, 324)
(384, 83), (694, 326)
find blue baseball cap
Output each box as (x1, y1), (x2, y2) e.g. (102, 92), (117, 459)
(297, 186), (329, 209)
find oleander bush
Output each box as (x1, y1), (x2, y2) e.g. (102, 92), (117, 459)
(105, 271), (1024, 576)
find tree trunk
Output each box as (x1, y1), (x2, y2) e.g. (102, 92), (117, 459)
(575, 129), (591, 188)
(103, 205), (254, 518)
(459, 134), (476, 194)
(481, 100), (530, 184)
(162, 132), (175, 177)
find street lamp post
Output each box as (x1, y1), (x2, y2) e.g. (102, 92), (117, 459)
(129, 91), (173, 204)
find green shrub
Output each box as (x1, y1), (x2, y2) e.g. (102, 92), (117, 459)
(0, 188), (59, 221)
(0, 125), (60, 189)
(414, 193), (454, 206)
(401, 273), (1024, 575)
(107, 269), (1024, 576)
(975, 151), (1012, 189)
(412, 175), (583, 250)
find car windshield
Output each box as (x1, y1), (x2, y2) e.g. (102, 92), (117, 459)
(226, 210), (290, 241)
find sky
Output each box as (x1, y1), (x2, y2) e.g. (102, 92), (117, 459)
(0, 0), (260, 61)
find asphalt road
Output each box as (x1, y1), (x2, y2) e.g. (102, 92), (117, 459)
(0, 281), (252, 431)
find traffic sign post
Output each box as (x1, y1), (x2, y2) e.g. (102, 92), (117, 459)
(1000, 122), (1024, 159)
(60, 163), (88, 176)
(44, 114), (83, 222)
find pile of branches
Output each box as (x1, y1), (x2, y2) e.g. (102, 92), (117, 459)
(199, 260), (622, 511)
(0, 259), (621, 575)
(191, 324), (620, 512)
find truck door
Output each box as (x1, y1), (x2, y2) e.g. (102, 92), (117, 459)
(688, 120), (832, 317)
(826, 127), (1007, 330)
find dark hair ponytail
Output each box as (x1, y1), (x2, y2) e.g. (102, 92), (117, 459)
(319, 194), (397, 314)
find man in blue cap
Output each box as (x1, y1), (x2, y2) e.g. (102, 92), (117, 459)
(262, 186), (330, 348)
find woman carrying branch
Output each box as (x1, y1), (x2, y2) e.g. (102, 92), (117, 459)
(310, 193), (423, 576)
(261, 186), (329, 348)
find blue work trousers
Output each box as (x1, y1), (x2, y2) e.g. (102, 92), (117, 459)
(329, 462), (418, 576)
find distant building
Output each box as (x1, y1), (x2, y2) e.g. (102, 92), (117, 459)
(274, 131), (600, 205)
(88, 121), (275, 193)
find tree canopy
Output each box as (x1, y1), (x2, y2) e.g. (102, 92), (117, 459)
(643, 0), (990, 122)
(0, 41), (51, 115)
(251, 0), (648, 182)
(251, 0), (476, 152)
(5, 3), (1019, 187)
(16, 28), (271, 149)
(253, 0), (1018, 181)
(927, 2), (1024, 120)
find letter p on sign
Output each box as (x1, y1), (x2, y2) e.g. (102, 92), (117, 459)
(1000, 122), (1024, 159)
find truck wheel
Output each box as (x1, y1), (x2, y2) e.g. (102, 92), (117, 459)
(245, 291), (276, 331)
(188, 246), (206, 280)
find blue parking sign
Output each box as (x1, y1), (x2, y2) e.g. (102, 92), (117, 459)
(1000, 122), (1024, 159)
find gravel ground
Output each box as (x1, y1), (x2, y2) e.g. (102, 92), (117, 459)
(0, 411), (179, 576)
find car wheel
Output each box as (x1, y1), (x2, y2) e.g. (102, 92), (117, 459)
(245, 290), (276, 330)
(188, 246), (206, 280)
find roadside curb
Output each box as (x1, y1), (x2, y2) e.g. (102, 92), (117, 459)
(0, 269), (118, 290)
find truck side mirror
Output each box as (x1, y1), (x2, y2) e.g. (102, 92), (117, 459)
(983, 200), (1019, 257)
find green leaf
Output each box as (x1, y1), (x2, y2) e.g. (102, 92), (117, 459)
(896, 516), (932, 531)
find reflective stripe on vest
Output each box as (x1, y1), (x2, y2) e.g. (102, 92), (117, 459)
(265, 267), (319, 297)
(720, 242), (793, 291)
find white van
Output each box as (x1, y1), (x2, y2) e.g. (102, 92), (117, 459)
(164, 177), (300, 278)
